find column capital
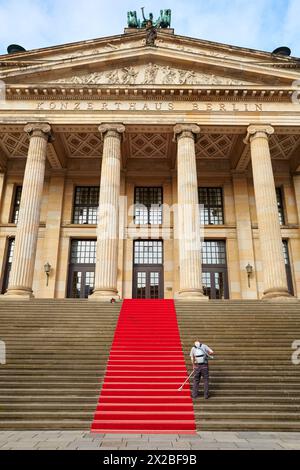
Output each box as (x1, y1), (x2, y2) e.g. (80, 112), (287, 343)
(24, 123), (52, 141)
(173, 124), (201, 142)
(98, 123), (125, 141)
(244, 124), (274, 144)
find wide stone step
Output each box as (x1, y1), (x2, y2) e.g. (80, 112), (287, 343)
(195, 411), (300, 421)
(0, 411), (95, 420)
(2, 379), (299, 388)
(0, 420), (92, 430)
(197, 420), (300, 431)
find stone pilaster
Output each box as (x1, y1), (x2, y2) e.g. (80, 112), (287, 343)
(246, 124), (292, 300)
(41, 173), (66, 298)
(0, 172), (5, 220)
(174, 124), (208, 301)
(89, 123), (125, 301)
(5, 123), (51, 299)
(293, 174), (300, 228)
(232, 173), (258, 299)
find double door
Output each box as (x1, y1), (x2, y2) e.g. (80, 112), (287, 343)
(68, 266), (95, 298)
(202, 267), (229, 299)
(133, 266), (164, 299)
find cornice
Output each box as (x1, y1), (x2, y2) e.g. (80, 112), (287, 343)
(1, 29), (299, 66)
(4, 84), (298, 102)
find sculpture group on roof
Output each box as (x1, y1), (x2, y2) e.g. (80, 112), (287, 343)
(127, 8), (171, 29)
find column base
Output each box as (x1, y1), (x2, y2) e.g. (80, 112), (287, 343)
(175, 288), (209, 301)
(2, 288), (34, 300)
(262, 287), (296, 301)
(89, 288), (120, 303)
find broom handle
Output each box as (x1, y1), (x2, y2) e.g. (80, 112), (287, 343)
(180, 370), (194, 388)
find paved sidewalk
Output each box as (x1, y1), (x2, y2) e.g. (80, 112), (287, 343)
(0, 431), (300, 450)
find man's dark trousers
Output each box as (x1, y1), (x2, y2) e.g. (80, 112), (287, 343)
(192, 363), (209, 399)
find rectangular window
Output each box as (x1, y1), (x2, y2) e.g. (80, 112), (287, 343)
(276, 187), (285, 225)
(198, 187), (224, 225)
(136, 272), (146, 299)
(11, 186), (22, 224)
(134, 187), (163, 225)
(202, 240), (226, 265)
(73, 187), (99, 225)
(283, 240), (290, 265)
(70, 240), (96, 264)
(134, 240), (163, 265)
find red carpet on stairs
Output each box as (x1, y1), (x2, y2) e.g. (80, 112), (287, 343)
(91, 299), (196, 434)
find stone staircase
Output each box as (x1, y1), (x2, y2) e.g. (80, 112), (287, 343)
(0, 300), (121, 430)
(176, 300), (300, 431)
(1, 299), (300, 432)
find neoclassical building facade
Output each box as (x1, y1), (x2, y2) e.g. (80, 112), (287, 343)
(0, 27), (300, 301)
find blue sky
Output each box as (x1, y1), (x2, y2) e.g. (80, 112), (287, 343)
(0, 0), (299, 56)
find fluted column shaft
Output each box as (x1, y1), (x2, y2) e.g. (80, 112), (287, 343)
(247, 124), (291, 299)
(174, 124), (207, 300)
(90, 123), (125, 301)
(6, 123), (51, 299)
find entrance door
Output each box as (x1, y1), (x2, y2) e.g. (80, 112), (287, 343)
(202, 268), (228, 299)
(202, 240), (229, 299)
(67, 240), (96, 299)
(132, 240), (164, 299)
(68, 267), (95, 298)
(1, 238), (15, 294)
(133, 266), (164, 299)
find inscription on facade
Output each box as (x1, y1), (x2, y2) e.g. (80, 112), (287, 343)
(35, 101), (263, 112)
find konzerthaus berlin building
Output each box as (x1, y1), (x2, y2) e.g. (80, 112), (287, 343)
(0, 21), (300, 302)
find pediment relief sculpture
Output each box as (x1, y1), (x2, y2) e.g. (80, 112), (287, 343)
(51, 63), (254, 86)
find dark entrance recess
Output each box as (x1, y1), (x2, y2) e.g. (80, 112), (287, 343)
(67, 240), (96, 298)
(132, 240), (164, 299)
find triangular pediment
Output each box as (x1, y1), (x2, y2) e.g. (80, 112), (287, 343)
(0, 30), (299, 88)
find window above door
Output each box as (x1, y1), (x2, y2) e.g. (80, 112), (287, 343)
(72, 186), (99, 225)
(134, 240), (163, 265)
(134, 187), (163, 225)
(198, 187), (224, 225)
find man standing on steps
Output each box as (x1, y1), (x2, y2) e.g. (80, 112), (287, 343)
(190, 341), (214, 400)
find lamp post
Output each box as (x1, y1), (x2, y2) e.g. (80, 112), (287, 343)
(246, 263), (253, 288)
(44, 262), (51, 287)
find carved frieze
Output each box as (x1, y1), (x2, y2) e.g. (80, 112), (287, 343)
(52, 63), (253, 86)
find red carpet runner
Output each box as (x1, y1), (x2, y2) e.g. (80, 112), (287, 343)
(91, 299), (196, 434)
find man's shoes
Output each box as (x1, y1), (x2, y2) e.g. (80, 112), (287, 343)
(204, 394), (210, 399)
(191, 395), (198, 400)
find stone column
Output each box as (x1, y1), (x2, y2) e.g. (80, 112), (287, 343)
(246, 124), (292, 300)
(5, 123), (51, 299)
(174, 124), (208, 301)
(89, 123), (125, 302)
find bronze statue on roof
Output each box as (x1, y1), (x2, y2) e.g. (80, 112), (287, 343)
(127, 8), (171, 29)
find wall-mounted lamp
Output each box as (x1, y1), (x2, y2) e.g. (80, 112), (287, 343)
(246, 263), (253, 288)
(44, 262), (51, 286)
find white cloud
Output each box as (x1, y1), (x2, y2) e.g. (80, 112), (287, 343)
(0, 0), (299, 56)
